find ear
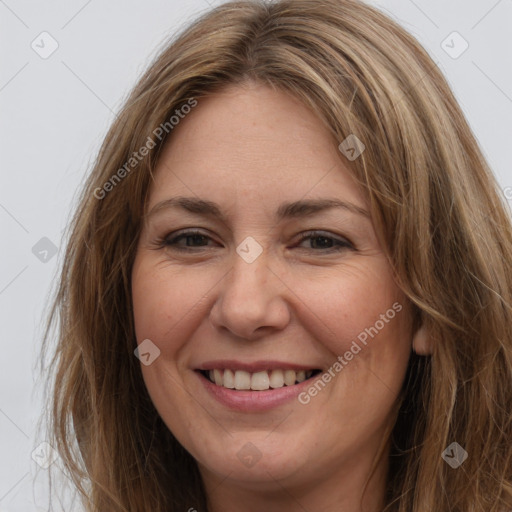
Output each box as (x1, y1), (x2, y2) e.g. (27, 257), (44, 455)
(412, 325), (432, 356)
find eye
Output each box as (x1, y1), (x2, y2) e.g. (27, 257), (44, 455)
(158, 229), (354, 253)
(161, 229), (220, 251)
(295, 231), (354, 252)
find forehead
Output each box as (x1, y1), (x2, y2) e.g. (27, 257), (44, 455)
(148, 83), (367, 213)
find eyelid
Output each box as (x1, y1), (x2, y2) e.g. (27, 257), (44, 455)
(161, 228), (217, 249)
(294, 230), (354, 250)
(158, 228), (354, 253)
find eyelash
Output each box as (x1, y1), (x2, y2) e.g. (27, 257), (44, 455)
(159, 229), (354, 253)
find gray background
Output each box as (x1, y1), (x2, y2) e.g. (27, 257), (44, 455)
(1, 0), (511, 510)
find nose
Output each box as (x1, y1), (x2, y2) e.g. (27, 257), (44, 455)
(209, 251), (291, 341)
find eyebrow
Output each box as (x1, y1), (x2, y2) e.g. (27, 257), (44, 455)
(146, 196), (370, 222)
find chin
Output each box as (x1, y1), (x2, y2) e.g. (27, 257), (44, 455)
(193, 431), (314, 487)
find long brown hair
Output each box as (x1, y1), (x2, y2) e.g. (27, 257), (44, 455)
(42, 0), (512, 510)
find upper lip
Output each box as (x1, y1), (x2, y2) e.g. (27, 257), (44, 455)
(195, 360), (322, 372)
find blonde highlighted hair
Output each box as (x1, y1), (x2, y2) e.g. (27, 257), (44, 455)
(42, 0), (512, 510)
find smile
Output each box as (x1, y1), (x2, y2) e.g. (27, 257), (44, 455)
(199, 368), (322, 391)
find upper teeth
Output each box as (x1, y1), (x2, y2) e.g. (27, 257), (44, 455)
(207, 369), (314, 390)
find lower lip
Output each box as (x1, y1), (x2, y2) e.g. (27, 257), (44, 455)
(196, 371), (315, 412)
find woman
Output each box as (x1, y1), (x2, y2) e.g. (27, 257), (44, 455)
(43, 0), (512, 510)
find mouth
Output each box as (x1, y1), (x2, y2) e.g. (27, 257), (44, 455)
(197, 368), (323, 391)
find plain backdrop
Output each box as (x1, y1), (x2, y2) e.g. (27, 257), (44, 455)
(0, 0), (511, 510)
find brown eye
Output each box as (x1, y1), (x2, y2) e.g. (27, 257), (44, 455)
(163, 230), (219, 251)
(296, 231), (353, 252)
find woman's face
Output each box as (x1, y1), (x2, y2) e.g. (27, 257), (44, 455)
(132, 82), (413, 496)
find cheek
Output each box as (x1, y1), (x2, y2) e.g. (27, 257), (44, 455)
(287, 258), (412, 419)
(131, 257), (213, 345)
(284, 258), (407, 357)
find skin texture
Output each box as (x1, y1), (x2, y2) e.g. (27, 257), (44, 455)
(131, 81), (415, 512)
